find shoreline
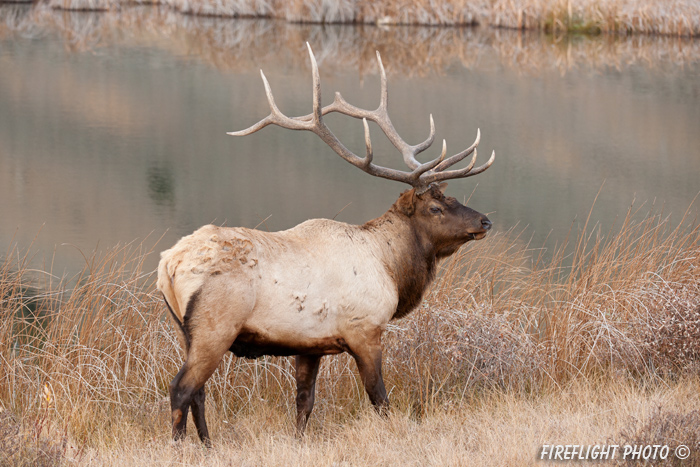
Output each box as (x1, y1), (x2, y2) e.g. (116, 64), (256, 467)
(2, 4), (699, 79)
(10, 0), (697, 37)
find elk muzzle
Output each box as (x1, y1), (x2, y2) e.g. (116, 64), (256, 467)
(470, 216), (492, 240)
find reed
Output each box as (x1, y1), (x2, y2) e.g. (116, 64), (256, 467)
(25, 0), (700, 36)
(0, 200), (698, 464)
(2, 5), (699, 75)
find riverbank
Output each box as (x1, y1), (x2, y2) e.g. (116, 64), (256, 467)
(2, 4), (699, 76)
(26, 0), (700, 36)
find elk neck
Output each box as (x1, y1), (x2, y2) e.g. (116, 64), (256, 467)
(361, 203), (439, 320)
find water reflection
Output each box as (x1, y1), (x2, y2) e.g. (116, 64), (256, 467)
(147, 164), (175, 207)
(1, 4), (698, 275)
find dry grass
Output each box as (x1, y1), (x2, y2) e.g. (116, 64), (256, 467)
(26, 0), (700, 36)
(487, 0), (700, 35)
(617, 405), (700, 466)
(1, 200), (699, 464)
(2, 379), (699, 466)
(2, 5), (699, 76)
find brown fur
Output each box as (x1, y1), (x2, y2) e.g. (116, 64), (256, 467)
(157, 184), (491, 443)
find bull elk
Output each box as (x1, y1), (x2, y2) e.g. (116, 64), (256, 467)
(157, 43), (495, 445)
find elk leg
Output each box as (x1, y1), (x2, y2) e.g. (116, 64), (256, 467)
(294, 355), (322, 437)
(350, 335), (389, 413)
(169, 340), (229, 444)
(190, 387), (210, 446)
(169, 365), (193, 441)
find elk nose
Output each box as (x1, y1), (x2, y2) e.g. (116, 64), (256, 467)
(481, 219), (493, 231)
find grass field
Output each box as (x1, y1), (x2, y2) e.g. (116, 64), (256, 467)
(1, 201), (699, 465)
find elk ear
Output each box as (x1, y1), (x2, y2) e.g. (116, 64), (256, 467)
(395, 189), (417, 217)
(417, 182), (448, 199)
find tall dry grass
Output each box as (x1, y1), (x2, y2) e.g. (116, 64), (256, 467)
(5, 378), (700, 465)
(1, 200), (699, 464)
(2, 5), (699, 76)
(487, 0), (700, 35)
(28, 0), (700, 36)
(401, 200), (700, 392)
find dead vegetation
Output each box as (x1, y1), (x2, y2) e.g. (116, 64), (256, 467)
(2, 4), (699, 76)
(16, 0), (699, 36)
(617, 407), (700, 466)
(1, 200), (699, 464)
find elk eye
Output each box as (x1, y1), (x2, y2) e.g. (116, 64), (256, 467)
(429, 207), (442, 214)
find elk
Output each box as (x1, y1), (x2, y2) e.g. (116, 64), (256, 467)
(157, 43), (495, 445)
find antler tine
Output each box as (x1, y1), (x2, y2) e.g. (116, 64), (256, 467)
(411, 139), (447, 179)
(308, 42), (323, 125)
(432, 128), (480, 173)
(362, 118), (373, 167)
(376, 51), (388, 112)
(373, 51), (436, 169)
(226, 72), (275, 136)
(422, 149), (496, 185)
(467, 149), (496, 176)
(227, 70), (312, 136)
(413, 114), (437, 158)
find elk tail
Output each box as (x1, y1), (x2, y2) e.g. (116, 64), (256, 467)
(157, 256), (191, 351)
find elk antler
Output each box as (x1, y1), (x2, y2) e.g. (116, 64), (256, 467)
(228, 43), (495, 188)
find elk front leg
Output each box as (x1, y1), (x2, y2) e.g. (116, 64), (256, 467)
(350, 331), (388, 413)
(294, 355), (322, 437)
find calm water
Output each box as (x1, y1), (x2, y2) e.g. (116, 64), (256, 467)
(1, 5), (699, 274)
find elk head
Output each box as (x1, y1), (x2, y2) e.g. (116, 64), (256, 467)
(395, 183), (493, 259)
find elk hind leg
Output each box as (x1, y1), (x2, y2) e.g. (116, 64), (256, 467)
(170, 339), (230, 444)
(190, 387), (210, 446)
(295, 355), (322, 437)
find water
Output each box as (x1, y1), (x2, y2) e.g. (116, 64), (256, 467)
(1, 5), (699, 274)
